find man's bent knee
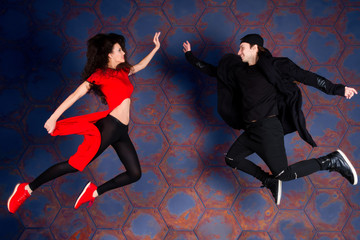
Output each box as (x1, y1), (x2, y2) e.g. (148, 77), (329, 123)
(275, 167), (297, 181)
(225, 155), (238, 169)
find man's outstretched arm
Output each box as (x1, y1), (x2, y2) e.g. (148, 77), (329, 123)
(183, 41), (218, 77)
(278, 58), (357, 99)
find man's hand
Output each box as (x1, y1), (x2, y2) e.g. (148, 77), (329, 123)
(345, 86), (358, 99)
(183, 41), (191, 53)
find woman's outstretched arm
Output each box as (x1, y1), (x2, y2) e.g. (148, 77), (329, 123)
(44, 81), (91, 134)
(129, 32), (161, 75)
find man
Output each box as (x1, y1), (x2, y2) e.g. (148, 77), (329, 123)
(183, 34), (358, 205)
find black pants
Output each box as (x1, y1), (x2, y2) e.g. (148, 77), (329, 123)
(225, 117), (321, 182)
(29, 115), (141, 195)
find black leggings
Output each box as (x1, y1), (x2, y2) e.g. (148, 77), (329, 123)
(29, 115), (141, 195)
(225, 117), (321, 182)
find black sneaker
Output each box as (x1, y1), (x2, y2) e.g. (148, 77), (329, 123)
(320, 149), (358, 185)
(262, 178), (282, 205)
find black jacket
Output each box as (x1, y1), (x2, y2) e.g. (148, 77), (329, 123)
(185, 50), (345, 147)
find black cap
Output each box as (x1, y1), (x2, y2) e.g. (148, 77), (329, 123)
(240, 34), (264, 47)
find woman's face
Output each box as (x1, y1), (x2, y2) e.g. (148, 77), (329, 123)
(109, 43), (125, 64)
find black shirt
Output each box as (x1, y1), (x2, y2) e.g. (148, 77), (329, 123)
(236, 64), (278, 123)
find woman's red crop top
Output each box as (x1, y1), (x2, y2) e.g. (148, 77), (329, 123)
(87, 68), (134, 110)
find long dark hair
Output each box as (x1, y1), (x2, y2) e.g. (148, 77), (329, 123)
(82, 33), (132, 104)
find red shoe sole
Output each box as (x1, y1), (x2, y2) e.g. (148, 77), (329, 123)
(8, 183), (20, 213)
(74, 182), (91, 209)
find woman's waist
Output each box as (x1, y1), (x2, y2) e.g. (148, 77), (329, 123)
(109, 98), (131, 125)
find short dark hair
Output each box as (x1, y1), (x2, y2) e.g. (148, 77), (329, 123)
(240, 34), (264, 47)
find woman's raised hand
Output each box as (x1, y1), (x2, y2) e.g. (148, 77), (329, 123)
(153, 32), (161, 50)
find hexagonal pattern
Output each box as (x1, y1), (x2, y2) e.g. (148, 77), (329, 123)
(18, 145), (61, 183)
(131, 85), (170, 124)
(92, 229), (126, 240)
(197, 83), (224, 125)
(0, 207), (24, 240)
(18, 186), (60, 228)
(29, 0), (69, 26)
(239, 231), (271, 240)
(61, 8), (102, 46)
(161, 67), (203, 105)
(0, 87), (29, 124)
(52, 168), (95, 207)
(159, 188), (204, 230)
(343, 210), (360, 240)
(88, 189), (132, 228)
(2, 1), (359, 238)
(162, 26), (205, 65)
(19, 229), (54, 240)
(195, 209), (241, 239)
(337, 46), (360, 85)
(231, 188), (277, 230)
(195, 167), (240, 208)
(339, 126), (360, 167)
(273, 45), (311, 70)
(128, 8), (171, 45)
(280, 177), (314, 210)
(124, 166), (168, 208)
(305, 189), (352, 231)
(302, 27), (344, 65)
(0, 124), (28, 164)
(123, 208), (168, 240)
(340, 170), (360, 209)
(338, 93), (360, 126)
(51, 208), (96, 239)
(159, 146), (203, 187)
(268, 210), (316, 240)
(300, 0), (343, 25)
(94, 0), (136, 26)
(266, 7), (309, 45)
(231, 0), (274, 25)
(130, 46), (169, 84)
(314, 232), (345, 240)
(164, 230), (198, 240)
(163, 0), (205, 26)
(196, 7), (239, 46)
(161, 105), (204, 145)
(196, 126), (236, 166)
(335, 7), (360, 45)
(306, 106), (348, 147)
(130, 125), (169, 166)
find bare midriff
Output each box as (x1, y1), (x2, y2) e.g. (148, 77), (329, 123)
(109, 98), (131, 125)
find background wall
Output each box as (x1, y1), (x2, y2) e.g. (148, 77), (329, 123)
(1, 0), (360, 239)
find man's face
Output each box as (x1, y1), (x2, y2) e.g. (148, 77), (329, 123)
(237, 42), (257, 63)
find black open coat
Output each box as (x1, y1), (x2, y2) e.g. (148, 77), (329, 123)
(185, 50), (345, 147)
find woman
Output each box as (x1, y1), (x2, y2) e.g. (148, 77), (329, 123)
(8, 32), (161, 213)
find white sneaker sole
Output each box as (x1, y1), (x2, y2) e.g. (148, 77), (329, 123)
(337, 149), (358, 185)
(74, 182), (91, 209)
(277, 180), (282, 205)
(7, 183), (20, 213)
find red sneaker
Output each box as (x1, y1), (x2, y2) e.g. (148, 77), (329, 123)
(8, 183), (31, 213)
(74, 182), (97, 209)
